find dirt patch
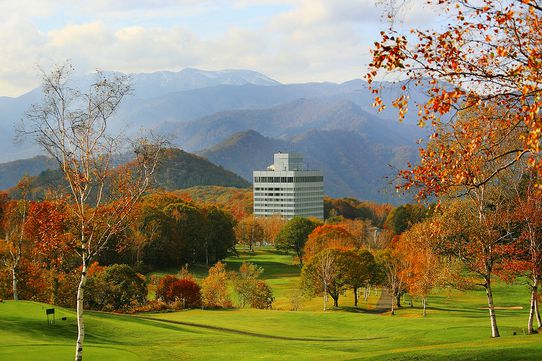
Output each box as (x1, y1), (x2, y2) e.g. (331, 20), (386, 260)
(366, 288), (391, 314)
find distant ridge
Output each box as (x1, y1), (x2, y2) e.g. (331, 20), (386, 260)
(3, 148), (250, 197)
(0, 155), (57, 190)
(128, 68), (281, 99)
(164, 97), (424, 152)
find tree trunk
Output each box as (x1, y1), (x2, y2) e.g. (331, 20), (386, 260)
(396, 293), (401, 308)
(323, 292), (327, 311)
(330, 292), (339, 307)
(75, 261), (88, 361)
(390, 291), (395, 316)
(422, 297), (427, 317)
(353, 287), (358, 307)
(485, 278), (500, 338)
(364, 287), (369, 301)
(535, 296), (542, 329)
(528, 286), (537, 334)
(12, 267), (18, 301)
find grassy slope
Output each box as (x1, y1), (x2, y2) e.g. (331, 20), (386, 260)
(2, 247), (542, 360)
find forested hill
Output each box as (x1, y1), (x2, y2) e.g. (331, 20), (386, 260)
(152, 148), (250, 190)
(4, 148), (250, 198)
(0, 155), (57, 190)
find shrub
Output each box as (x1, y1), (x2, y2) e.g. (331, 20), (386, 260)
(86, 264), (147, 311)
(156, 275), (201, 308)
(127, 300), (170, 314)
(155, 275), (177, 302)
(169, 278), (201, 308)
(250, 280), (274, 309)
(232, 262), (263, 307)
(201, 261), (232, 308)
(289, 289), (305, 311)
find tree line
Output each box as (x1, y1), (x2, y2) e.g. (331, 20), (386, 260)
(0, 190), (239, 303)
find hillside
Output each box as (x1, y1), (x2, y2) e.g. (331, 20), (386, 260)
(0, 155), (57, 190)
(200, 130), (417, 203)
(176, 186), (253, 220)
(152, 148), (250, 190)
(5, 148), (249, 198)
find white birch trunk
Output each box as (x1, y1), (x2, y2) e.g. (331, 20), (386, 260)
(75, 261), (88, 361)
(323, 285), (327, 311)
(535, 296), (542, 329)
(529, 276), (539, 333)
(485, 278), (500, 338)
(422, 297), (427, 317)
(391, 291), (395, 315)
(12, 267), (18, 301)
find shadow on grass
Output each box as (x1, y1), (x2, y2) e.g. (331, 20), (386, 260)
(340, 306), (384, 314)
(135, 315), (389, 342)
(0, 317), (77, 345)
(0, 304), (205, 349)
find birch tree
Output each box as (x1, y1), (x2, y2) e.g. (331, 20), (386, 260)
(1, 178), (30, 301)
(510, 174), (542, 334)
(301, 248), (348, 310)
(21, 64), (164, 361)
(376, 247), (407, 315)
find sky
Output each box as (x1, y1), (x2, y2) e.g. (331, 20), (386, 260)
(0, 0), (438, 97)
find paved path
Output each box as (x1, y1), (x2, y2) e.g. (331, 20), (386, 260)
(372, 288), (392, 314)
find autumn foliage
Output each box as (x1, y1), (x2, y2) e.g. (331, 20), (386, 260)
(303, 224), (356, 263)
(201, 261), (232, 308)
(156, 275), (202, 308)
(369, 0), (542, 191)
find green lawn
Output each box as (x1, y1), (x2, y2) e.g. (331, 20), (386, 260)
(1, 247), (541, 360)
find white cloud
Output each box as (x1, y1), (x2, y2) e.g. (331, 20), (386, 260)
(0, 0), (440, 96)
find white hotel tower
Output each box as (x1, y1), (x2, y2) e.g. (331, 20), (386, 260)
(253, 153), (324, 220)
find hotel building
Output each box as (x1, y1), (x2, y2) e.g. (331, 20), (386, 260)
(253, 153), (324, 219)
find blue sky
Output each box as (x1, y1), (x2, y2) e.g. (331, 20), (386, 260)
(0, 0), (439, 96)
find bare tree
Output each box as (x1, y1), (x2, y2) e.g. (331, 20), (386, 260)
(21, 63), (165, 361)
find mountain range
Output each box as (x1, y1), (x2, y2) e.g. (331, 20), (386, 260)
(0, 68), (428, 203)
